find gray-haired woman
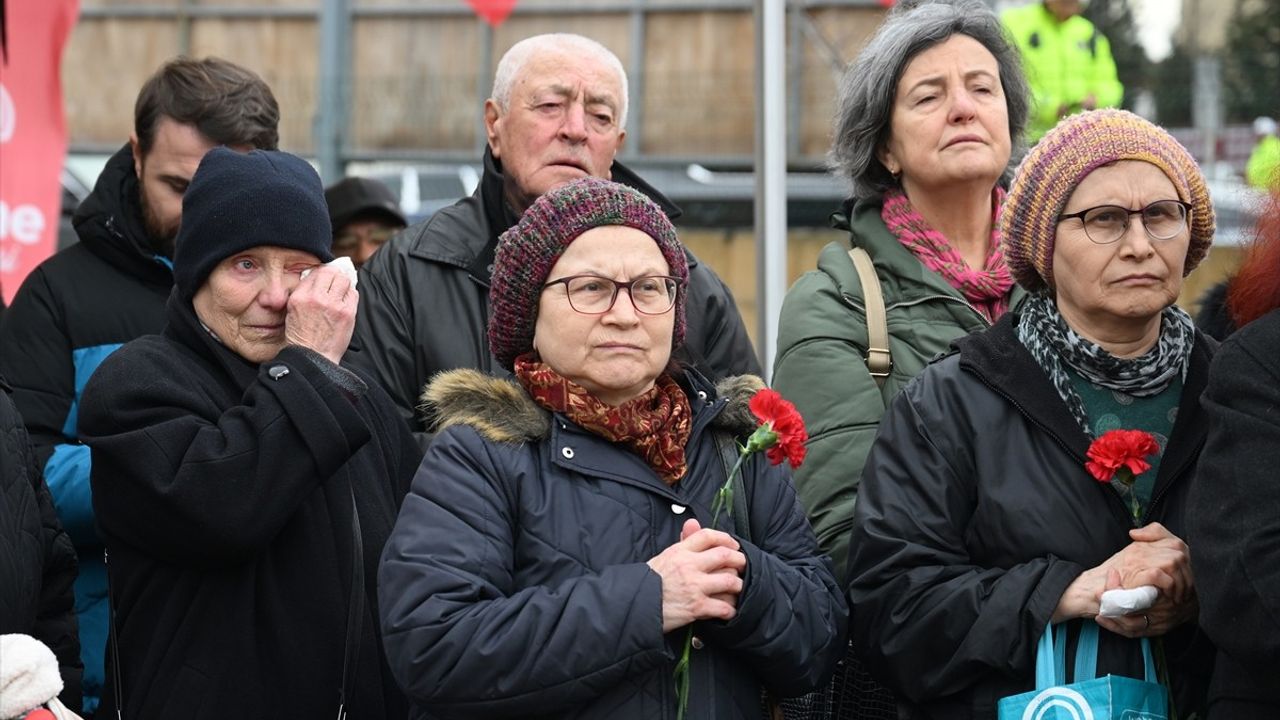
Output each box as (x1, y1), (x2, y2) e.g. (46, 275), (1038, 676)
(773, 0), (1031, 587)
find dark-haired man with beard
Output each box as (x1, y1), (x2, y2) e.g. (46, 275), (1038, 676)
(0, 55), (278, 716)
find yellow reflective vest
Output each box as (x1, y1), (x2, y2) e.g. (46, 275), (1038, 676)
(1002, 2), (1124, 141)
(1246, 135), (1280, 190)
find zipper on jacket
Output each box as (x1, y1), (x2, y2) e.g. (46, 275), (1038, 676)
(970, 370), (1082, 461)
(1139, 436), (1206, 526)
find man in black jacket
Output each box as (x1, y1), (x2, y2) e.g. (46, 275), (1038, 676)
(352, 33), (761, 433)
(0, 56), (279, 715)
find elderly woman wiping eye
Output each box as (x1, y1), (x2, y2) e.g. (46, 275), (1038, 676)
(78, 148), (418, 719)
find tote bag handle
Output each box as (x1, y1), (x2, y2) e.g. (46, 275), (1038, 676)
(1036, 622), (1158, 690)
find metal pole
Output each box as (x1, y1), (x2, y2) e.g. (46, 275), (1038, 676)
(315, 0), (350, 183)
(786, 1), (801, 158)
(476, 24), (494, 157)
(753, 0), (787, 378)
(624, 7), (646, 158)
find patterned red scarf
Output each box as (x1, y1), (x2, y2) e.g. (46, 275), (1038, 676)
(513, 354), (693, 485)
(881, 187), (1014, 323)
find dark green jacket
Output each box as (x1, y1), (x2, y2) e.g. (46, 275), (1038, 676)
(772, 197), (1026, 585)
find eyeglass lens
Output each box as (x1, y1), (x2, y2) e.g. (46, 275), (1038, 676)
(563, 276), (678, 314)
(1080, 200), (1188, 243)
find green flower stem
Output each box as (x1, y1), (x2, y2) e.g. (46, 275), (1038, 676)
(675, 630), (692, 720)
(674, 431), (761, 718)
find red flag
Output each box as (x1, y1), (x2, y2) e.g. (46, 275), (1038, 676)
(466, 0), (517, 27)
(0, 0), (79, 304)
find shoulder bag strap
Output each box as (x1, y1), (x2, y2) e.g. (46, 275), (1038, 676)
(847, 247), (892, 389)
(337, 486), (365, 720)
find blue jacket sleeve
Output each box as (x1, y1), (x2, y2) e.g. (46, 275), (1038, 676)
(378, 426), (670, 717)
(0, 267), (100, 546)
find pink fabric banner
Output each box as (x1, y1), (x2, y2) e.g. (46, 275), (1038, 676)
(0, 0), (79, 304)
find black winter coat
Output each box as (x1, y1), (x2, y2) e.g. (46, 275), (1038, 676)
(350, 149), (762, 433)
(78, 293), (419, 719)
(1190, 307), (1280, 719)
(0, 143), (172, 712)
(379, 369), (847, 719)
(847, 314), (1215, 719)
(0, 375), (82, 711)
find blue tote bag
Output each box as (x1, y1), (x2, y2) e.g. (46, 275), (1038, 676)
(998, 622), (1168, 720)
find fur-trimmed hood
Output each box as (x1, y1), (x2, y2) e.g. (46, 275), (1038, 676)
(420, 369), (766, 443)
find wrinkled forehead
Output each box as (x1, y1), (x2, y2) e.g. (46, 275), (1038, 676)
(515, 50), (624, 104)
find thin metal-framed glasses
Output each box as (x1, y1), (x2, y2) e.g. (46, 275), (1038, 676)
(542, 274), (683, 315)
(1057, 199), (1192, 245)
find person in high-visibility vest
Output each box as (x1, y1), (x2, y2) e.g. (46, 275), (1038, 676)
(1246, 116), (1280, 191)
(1002, 0), (1124, 142)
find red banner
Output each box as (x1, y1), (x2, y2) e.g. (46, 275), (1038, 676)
(0, 0), (79, 304)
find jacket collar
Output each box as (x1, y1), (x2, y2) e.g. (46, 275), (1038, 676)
(953, 312), (1214, 518)
(72, 143), (174, 287)
(422, 367), (764, 501)
(421, 366), (762, 443)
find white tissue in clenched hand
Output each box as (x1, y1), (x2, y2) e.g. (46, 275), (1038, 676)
(1098, 585), (1158, 617)
(300, 256), (358, 288)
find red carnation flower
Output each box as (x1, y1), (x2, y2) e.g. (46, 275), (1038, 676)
(675, 386), (808, 718)
(1086, 429), (1159, 482)
(747, 388), (809, 469)
(1086, 429), (1159, 525)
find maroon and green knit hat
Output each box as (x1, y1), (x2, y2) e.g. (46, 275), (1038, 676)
(1001, 109), (1215, 292)
(488, 177), (689, 370)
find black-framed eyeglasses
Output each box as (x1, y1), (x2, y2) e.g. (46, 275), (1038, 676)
(1057, 199), (1192, 245)
(542, 274), (683, 315)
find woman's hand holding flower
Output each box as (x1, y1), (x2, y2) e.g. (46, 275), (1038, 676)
(647, 519), (747, 633)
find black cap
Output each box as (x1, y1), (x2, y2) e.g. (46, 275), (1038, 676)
(324, 176), (407, 231)
(174, 148), (334, 300)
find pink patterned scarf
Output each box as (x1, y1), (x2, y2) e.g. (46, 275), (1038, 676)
(881, 187), (1014, 323)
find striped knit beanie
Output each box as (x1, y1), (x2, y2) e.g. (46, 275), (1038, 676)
(1002, 109), (1214, 292)
(488, 177), (689, 370)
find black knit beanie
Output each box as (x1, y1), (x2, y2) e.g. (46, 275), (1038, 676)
(173, 148), (334, 299)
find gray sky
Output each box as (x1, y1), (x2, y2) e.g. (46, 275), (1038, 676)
(1129, 0), (1182, 61)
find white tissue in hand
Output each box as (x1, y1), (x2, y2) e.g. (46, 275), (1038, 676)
(1098, 585), (1158, 617)
(300, 256), (358, 288)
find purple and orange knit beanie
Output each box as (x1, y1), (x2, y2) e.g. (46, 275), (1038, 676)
(1001, 109), (1215, 292)
(488, 177), (689, 370)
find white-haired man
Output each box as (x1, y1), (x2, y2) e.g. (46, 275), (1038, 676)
(352, 33), (760, 433)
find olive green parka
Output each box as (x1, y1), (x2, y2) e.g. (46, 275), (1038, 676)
(772, 197), (1026, 585)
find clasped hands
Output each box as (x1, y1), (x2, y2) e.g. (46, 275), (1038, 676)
(647, 519), (747, 633)
(1054, 522), (1198, 638)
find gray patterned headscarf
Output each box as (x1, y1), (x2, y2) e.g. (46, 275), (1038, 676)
(1015, 294), (1196, 437)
